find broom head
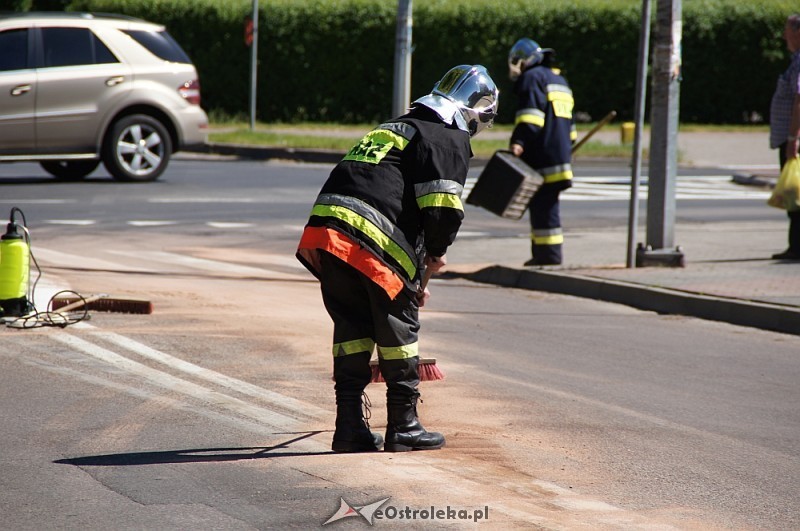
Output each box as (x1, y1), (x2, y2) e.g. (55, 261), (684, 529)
(51, 295), (153, 315)
(369, 357), (444, 383)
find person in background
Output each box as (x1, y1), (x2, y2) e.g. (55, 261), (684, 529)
(769, 13), (800, 261)
(508, 37), (577, 266)
(296, 65), (499, 452)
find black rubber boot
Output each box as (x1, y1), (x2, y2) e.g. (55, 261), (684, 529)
(331, 392), (383, 452)
(380, 357), (445, 452)
(332, 352), (383, 453)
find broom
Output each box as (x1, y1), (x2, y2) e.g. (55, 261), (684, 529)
(369, 357), (443, 382)
(369, 266), (445, 383)
(50, 293), (154, 314)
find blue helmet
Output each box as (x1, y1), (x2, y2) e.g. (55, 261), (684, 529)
(508, 38), (554, 81)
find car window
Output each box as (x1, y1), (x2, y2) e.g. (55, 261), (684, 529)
(122, 29), (191, 64)
(41, 27), (119, 68)
(0, 29), (29, 71)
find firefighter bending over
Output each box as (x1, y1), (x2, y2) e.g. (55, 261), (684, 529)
(297, 65), (499, 452)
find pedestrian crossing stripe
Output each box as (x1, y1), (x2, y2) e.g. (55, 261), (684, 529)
(462, 176), (771, 202)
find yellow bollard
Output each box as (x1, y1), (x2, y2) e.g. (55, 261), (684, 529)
(621, 122), (635, 144)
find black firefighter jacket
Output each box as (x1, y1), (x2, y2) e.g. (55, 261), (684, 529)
(298, 105), (472, 297)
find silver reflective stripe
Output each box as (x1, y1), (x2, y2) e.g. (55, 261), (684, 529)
(539, 163), (572, 176)
(414, 179), (464, 199)
(533, 227), (562, 237)
(315, 193), (417, 260)
(516, 108), (545, 119)
(376, 121), (417, 141)
(546, 84), (572, 95)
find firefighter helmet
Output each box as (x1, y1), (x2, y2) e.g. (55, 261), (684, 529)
(422, 64), (498, 137)
(508, 38), (554, 81)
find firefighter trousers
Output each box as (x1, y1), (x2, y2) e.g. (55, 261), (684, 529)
(318, 251), (420, 394)
(528, 186), (564, 265)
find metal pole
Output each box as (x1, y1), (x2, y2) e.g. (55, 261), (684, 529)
(392, 0), (412, 118)
(249, 0), (259, 131)
(645, 0), (681, 250)
(626, 0), (652, 268)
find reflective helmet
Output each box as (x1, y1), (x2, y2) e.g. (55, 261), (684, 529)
(429, 64), (499, 137)
(508, 38), (554, 81)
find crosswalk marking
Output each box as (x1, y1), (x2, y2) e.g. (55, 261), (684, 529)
(463, 175), (771, 202)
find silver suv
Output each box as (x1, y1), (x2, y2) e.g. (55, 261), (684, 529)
(0, 12), (208, 182)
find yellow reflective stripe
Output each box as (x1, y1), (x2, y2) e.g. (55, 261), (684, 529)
(547, 91), (573, 103)
(369, 129), (411, 150)
(533, 234), (564, 245)
(333, 338), (375, 357)
(416, 193), (464, 210)
(515, 113), (545, 127)
(531, 232), (564, 245)
(311, 203), (417, 278)
(378, 343), (419, 360)
(543, 170), (573, 184)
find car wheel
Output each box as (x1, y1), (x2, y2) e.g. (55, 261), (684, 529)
(40, 160), (100, 181)
(103, 114), (172, 182)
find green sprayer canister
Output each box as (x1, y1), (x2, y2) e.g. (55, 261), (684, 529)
(0, 220), (30, 315)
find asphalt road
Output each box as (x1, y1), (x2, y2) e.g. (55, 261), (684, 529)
(1, 158), (798, 529)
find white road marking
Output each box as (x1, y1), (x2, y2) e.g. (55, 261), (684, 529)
(33, 247), (152, 272)
(464, 175), (771, 202)
(76, 322), (327, 418)
(30, 359), (329, 442)
(206, 222), (255, 228)
(149, 197), (257, 203)
(50, 332), (305, 431)
(42, 219), (96, 225)
(127, 220), (178, 227)
(109, 250), (306, 276)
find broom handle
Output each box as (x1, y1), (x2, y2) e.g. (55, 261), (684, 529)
(54, 294), (105, 313)
(420, 266), (434, 291)
(572, 110), (617, 154)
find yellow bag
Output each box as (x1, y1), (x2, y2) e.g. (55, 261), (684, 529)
(768, 157), (800, 211)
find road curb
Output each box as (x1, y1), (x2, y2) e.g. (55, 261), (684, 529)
(191, 142), (345, 164)
(461, 265), (800, 337)
(189, 143), (490, 166)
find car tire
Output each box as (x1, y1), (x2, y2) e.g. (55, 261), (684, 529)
(40, 160), (100, 181)
(102, 114), (172, 182)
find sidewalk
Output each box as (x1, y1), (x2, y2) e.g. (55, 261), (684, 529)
(192, 130), (800, 336)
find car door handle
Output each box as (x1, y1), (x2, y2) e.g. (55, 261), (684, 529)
(105, 76), (125, 87)
(10, 84), (31, 96)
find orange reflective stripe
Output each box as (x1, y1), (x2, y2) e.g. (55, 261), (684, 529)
(298, 226), (405, 298)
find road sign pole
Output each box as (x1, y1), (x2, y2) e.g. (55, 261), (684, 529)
(641, 0), (684, 267)
(392, 0), (412, 118)
(626, 0), (652, 268)
(249, 0), (259, 131)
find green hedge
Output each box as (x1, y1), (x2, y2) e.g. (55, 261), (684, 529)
(60, 0), (798, 124)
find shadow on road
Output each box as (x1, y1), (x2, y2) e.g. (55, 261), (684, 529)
(54, 431), (333, 466)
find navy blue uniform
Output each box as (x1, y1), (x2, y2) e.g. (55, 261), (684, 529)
(511, 65), (576, 265)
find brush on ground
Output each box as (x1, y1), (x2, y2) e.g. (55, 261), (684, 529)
(369, 358), (444, 383)
(50, 294), (153, 314)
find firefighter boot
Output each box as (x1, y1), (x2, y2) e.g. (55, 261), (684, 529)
(332, 352), (383, 453)
(380, 357), (445, 452)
